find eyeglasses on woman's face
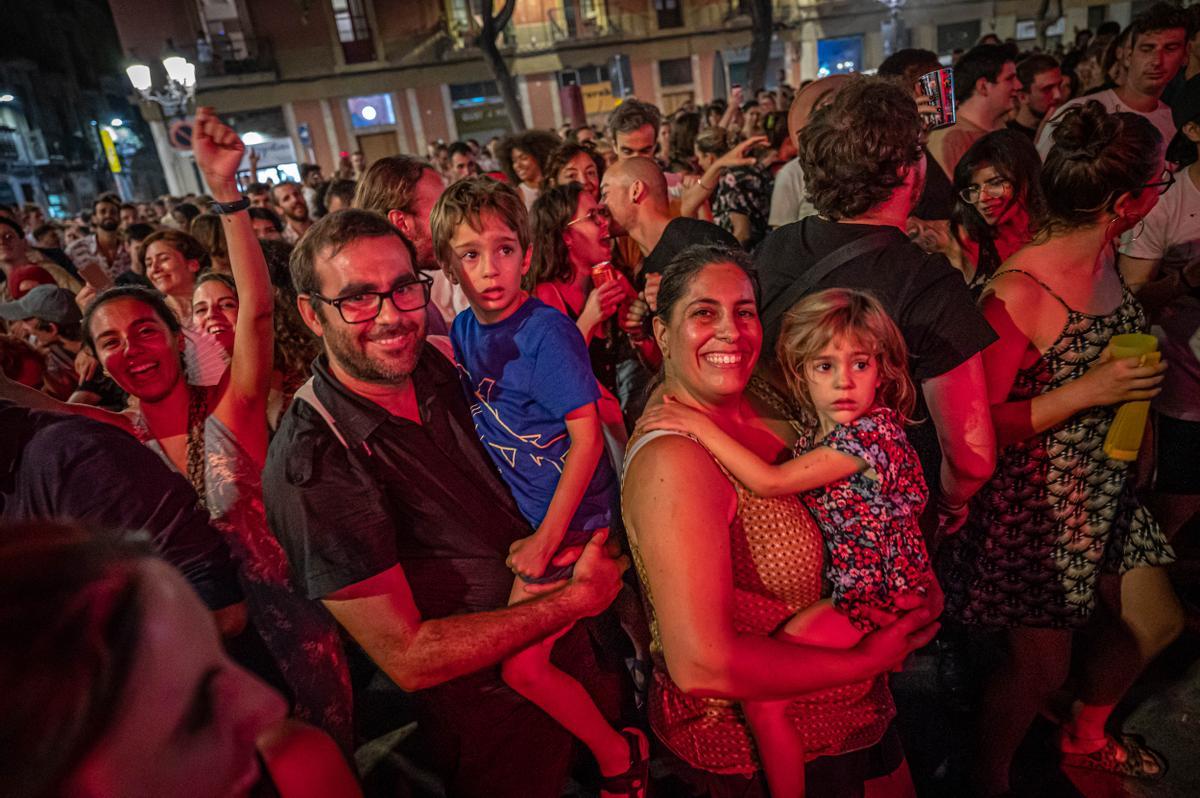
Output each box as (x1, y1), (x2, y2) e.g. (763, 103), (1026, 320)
(1141, 168), (1175, 196)
(311, 273), (434, 324)
(959, 176), (1012, 204)
(565, 206), (611, 228)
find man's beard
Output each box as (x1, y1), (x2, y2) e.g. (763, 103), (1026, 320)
(287, 206), (309, 223)
(98, 219), (120, 232)
(322, 316), (425, 384)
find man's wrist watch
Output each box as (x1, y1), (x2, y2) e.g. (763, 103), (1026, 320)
(209, 196), (251, 215)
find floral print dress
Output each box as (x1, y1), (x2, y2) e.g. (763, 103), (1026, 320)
(711, 165), (773, 250)
(797, 406), (933, 631)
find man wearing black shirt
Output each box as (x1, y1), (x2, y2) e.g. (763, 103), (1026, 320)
(602, 155), (738, 278)
(263, 210), (626, 797)
(0, 401), (244, 627)
(755, 77), (997, 535)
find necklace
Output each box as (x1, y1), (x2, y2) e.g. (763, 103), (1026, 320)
(185, 385), (209, 508)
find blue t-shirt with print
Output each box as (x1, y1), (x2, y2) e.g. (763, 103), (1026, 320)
(451, 297), (616, 531)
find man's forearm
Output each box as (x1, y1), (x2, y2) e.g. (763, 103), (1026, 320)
(372, 588), (587, 691)
(923, 355), (996, 504)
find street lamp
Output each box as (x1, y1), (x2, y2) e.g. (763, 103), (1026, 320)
(123, 49), (201, 197)
(124, 52), (196, 118)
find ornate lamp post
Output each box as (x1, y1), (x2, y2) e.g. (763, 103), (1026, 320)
(124, 52), (200, 194)
(125, 55), (196, 118)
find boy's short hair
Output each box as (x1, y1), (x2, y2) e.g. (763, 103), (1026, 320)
(430, 176), (529, 273)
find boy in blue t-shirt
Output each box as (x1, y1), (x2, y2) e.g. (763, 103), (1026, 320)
(430, 177), (646, 793)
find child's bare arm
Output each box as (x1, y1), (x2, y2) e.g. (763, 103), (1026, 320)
(638, 401), (863, 496)
(507, 403), (605, 580)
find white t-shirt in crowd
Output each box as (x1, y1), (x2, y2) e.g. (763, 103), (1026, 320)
(1120, 168), (1200, 421)
(1037, 89), (1174, 164)
(518, 183), (539, 210)
(768, 158), (817, 228)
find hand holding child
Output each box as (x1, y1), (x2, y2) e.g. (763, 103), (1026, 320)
(636, 396), (711, 437)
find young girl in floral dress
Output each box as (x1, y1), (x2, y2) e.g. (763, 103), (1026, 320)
(639, 287), (932, 797)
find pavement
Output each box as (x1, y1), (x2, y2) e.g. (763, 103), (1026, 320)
(895, 578), (1200, 798)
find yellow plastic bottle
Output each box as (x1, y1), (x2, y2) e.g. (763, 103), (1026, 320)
(1102, 333), (1160, 462)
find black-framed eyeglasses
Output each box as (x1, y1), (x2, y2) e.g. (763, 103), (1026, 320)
(1142, 168), (1175, 196)
(310, 273), (433, 324)
(959, 176), (1012, 204)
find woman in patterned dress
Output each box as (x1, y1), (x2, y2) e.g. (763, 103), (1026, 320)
(622, 244), (941, 796)
(943, 102), (1183, 795)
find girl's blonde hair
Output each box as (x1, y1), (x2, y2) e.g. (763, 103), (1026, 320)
(776, 288), (916, 426)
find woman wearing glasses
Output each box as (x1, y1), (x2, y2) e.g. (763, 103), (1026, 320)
(1, 109), (354, 753)
(941, 102), (1181, 795)
(947, 130), (1045, 296)
(528, 184), (637, 429)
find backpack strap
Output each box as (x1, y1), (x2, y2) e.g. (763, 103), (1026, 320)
(291, 378), (351, 450)
(292, 340), (457, 452)
(761, 229), (896, 336)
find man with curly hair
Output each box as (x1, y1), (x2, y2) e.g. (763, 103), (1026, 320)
(754, 75), (997, 538)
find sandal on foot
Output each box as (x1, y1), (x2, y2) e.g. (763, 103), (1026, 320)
(1059, 732), (1168, 781)
(600, 727), (650, 798)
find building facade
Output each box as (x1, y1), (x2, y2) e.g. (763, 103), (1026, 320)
(107, 0), (1151, 195)
(1, 0), (165, 216)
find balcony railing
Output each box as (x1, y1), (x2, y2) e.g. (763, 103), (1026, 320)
(185, 35), (277, 79)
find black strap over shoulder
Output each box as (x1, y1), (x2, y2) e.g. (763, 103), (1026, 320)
(760, 229), (896, 335)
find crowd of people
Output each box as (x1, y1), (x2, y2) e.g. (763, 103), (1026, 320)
(3, 3), (1199, 796)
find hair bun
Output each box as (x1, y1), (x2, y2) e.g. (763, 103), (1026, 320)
(1051, 100), (1119, 160)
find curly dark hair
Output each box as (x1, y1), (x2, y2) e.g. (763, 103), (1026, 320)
(1041, 101), (1161, 231)
(544, 143), (604, 189)
(527, 182), (586, 291)
(877, 48), (942, 85)
(495, 130), (561, 186)
(798, 76), (924, 220)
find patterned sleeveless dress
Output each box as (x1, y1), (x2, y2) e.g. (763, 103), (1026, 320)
(140, 411), (354, 752)
(623, 424), (894, 775)
(944, 268), (1175, 629)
